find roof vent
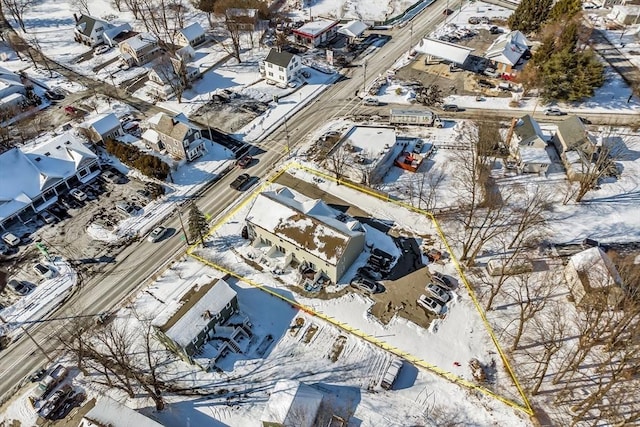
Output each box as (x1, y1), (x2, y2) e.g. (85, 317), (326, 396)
(44, 152), (50, 156)
(34, 157), (41, 162)
(65, 141), (71, 145)
(56, 145), (61, 149)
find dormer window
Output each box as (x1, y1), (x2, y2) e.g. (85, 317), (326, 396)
(44, 152), (50, 156)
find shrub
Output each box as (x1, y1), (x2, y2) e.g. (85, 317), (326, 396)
(105, 140), (169, 180)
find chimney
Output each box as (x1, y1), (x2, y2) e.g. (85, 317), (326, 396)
(202, 310), (212, 319)
(73, 13), (79, 23)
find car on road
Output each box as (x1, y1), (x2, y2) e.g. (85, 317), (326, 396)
(2, 232), (20, 247)
(230, 173), (251, 190)
(426, 283), (451, 303)
(148, 226), (167, 243)
(544, 107), (566, 116)
(442, 8), (453, 15)
(69, 188), (87, 202)
(33, 263), (55, 279)
(8, 279), (33, 295)
(417, 294), (443, 315)
(40, 210), (57, 224)
(431, 271), (454, 289)
(44, 90), (64, 101)
(236, 155), (253, 168)
(350, 276), (382, 294)
(442, 104), (460, 112)
(64, 105), (77, 115)
(579, 116), (592, 125)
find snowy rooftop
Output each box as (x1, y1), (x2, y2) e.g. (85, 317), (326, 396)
(485, 30), (529, 66)
(518, 146), (551, 164)
(338, 20), (368, 38)
(179, 22), (205, 42)
(89, 113), (121, 135)
(568, 247), (623, 289)
(294, 19), (338, 37)
(415, 37), (474, 64)
(343, 125), (396, 158)
(121, 33), (157, 51)
(83, 396), (163, 427)
(0, 133), (97, 221)
(152, 275), (237, 348)
(260, 380), (323, 427)
(246, 186), (364, 265)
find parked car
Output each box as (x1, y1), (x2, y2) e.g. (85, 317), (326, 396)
(236, 155), (253, 169)
(95, 311), (113, 325)
(31, 365), (68, 402)
(40, 210), (57, 224)
(69, 188), (87, 202)
(544, 107), (566, 116)
(320, 131), (341, 142)
(148, 226), (167, 243)
(442, 104), (460, 112)
(44, 90), (64, 101)
(417, 294), (443, 315)
(477, 79), (494, 89)
(357, 266), (383, 281)
(431, 271), (454, 289)
(363, 97), (379, 106)
(102, 170), (124, 184)
(29, 368), (47, 383)
(94, 45), (110, 55)
(229, 173), (251, 190)
(40, 384), (73, 419)
(426, 283), (451, 303)
(413, 140), (424, 154)
(579, 116), (592, 125)
(489, 25), (503, 34)
(483, 68), (499, 78)
(8, 279), (33, 296)
(350, 276), (382, 294)
(468, 16), (480, 24)
(63, 105), (77, 115)
(2, 232), (20, 247)
(33, 263), (55, 279)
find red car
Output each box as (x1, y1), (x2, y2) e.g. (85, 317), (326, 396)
(64, 105), (77, 115)
(236, 155), (252, 168)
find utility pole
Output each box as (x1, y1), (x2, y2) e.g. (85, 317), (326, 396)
(283, 115), (291, 156)
(410, 21), (413, 54)
(175, 204), (191, 244)
(362, 60), (368, 97)
(0, 315), (53, 362)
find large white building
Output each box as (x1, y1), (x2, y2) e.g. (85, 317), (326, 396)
(0, 132), (100, 229)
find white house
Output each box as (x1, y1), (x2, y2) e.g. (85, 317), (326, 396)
(146, 57), (200, 101)
(0, 66), (27, 112)
(293, 19), (339, 47)
(508, 115), (551, 174)
(119, 33), (160, 66)
(80, 397), (163, 427)
(0, 132), (100, 229)
(86, 113), (123, 143)
(73, 14), (114, 46)
(142, 112), (207, 161)
(565, 247), (624, 306)
(261, 380), (324, 427)
(176, 22), (206, 47)
(260, 48), (302, 86)
(608, 5), (640, 25)
(485, 30), (530, 75)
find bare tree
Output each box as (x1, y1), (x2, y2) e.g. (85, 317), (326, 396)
(27, 35), (54, 77)
(505, 272), (552, 350)
(526, 303), (567, 395)
(325, 145), (351, 184)
(152, 55), (189, 102)
(70, 0), (90, 15)
(412, 166), (445, 211)
(2, 0), (34, 32)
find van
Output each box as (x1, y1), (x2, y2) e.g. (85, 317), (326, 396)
(2, 232), (20, 247)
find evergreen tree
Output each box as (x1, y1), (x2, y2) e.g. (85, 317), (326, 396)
(548, 0), (582, 23)
(188, 204), (209, 246)
(507, 0), (552, 34)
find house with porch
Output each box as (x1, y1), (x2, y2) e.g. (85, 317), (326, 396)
(119, 33), (160, 66)
(0, 66), (27, 114)
(485, 30), (529, 75)
(507, 115), (551, 174)
(245, 186), (366, 284)
(260, 48), (302, 86)
(552, 115), (598, 180)
(0, 132), (100, 229)
(142, 112), (207, 161)
(293, 18), (339, 47)
(73, 14), (115, 46)
(152, 275), (250, 368)
(146, 57), (200, 100)
(176, 22), (206, 48)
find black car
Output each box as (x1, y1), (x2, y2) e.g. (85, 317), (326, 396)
(442, 104), (460, 112)
(44, 90), (64, 101)
(358, 266), (383, 281)
(579, 117), (592, 125)
(230, 173), (251, 190)
(477, 79), (494, 89)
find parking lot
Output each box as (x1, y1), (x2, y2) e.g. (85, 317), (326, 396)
(0, 168), (163, 309)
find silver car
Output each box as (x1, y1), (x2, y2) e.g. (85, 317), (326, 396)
(417, 294), (443, 315)
(426, 283), (450, 303)
(147, 226), (167, 242)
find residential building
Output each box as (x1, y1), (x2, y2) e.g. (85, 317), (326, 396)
(176, 22), (206, 47)
(552, 116), (597, 180)
(86, 113), (123, 143)
(245, 186), (366, 283)
(508, 115), (551, 174)
(415, 37), (474, 66)
(0, 133), (100, 229)
(337, 20), (369, 42)
(565, 247), (625, 306)
(73, 14), (114, 46)
(261, 380), (324, 427)
(0, 66), (27, 113)
(227, 8), (262, 31)
(293, 19), (339, 47)
(146, 57), (200, 101)
(80, 397), (163, 427)
(119, 33), (160, 66)
(152, 276), (242, 365)
(260, 48), (302, 86)
(142, 112), (207, 161)
(485, 30), (529, 75)
(608, 5), (640, 24)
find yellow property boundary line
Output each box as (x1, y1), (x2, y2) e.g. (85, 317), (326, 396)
(185, 162), (534, 417)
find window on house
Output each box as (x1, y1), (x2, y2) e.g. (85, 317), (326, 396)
(191, 337), (197, 345)
(279, 66), (284, 72)
(268, 72), (273, 77)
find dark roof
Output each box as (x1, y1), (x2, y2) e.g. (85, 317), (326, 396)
(556, 116), (589, 150)
(265, 49), (295, 68)
(75, 15), (106, 37)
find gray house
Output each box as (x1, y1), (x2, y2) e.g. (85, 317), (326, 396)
(552, 116), (597, 180)
(74, 14), (114, 46)
(152, 276), (239, 365)
(245, 186), (366, 284)
(86, 113), (123, 143)
(509, 115), (551, 174)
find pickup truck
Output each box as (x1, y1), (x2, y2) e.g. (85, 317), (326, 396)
(229, 173), (251, 190)
(31, 364), (68, 402)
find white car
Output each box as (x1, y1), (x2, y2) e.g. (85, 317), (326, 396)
(69, 188), (87, 202)
(148, 226), (167, 243)
(544, 107), (566, 116)
(33, 263), (55, 279)
(426, 283), (451, 303)
(417, 294), (443, 315)
(40, 210), (57, 224)
(94, 45), (110, 55)
(2, 232), (20, 247)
